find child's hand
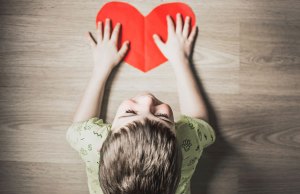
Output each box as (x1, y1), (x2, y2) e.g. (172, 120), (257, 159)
(153, 13), (197, 67)
(85, 18), (130, 74)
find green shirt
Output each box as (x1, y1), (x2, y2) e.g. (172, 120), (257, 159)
(66, 114), (216, 194)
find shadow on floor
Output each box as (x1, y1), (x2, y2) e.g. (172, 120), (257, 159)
(188, 57), (238, 194)
(188, 59), (265, 194)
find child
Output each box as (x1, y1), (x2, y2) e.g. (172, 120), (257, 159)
(66, 13), (216, 194)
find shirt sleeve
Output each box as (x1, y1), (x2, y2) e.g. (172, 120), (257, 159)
(66, 117), (111, 194)
(175, 114), (216, 194)
(65, 117), (111, 163)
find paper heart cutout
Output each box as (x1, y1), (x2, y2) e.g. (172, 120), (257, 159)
(96, 2), (196, 73)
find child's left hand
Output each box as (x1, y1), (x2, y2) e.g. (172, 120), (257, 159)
(85, 18), (130, 74)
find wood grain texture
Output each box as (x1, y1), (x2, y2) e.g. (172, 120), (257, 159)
(0, 0), (299, 193)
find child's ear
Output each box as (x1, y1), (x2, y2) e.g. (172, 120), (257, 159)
(97, 144), (102, 152)
(97, 147), (101, 152)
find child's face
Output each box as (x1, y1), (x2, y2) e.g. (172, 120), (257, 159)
(111, 92), (175, 134)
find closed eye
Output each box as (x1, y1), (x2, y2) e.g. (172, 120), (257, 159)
(125, 109), (170, 119)
(125, 109), (136, 114)
(155, 113), (169, 119)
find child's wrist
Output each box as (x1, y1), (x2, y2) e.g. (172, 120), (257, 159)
(92, 66), (111, 80)
(170, 57), (190, 72)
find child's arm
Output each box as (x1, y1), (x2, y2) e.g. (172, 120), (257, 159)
(153, 13), (209, 122)
(72, 18), (130, 123)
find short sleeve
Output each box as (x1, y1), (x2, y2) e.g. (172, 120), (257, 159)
(65, 117), (111, 163)
(175, 114), (216, 194)
(176, 114), (216, 150)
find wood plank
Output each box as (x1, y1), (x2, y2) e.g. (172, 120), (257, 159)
(0, 0), (299, 193)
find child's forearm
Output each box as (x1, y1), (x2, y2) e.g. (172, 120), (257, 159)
(173, 58), (209, 122)
(72, 68), (109, 123)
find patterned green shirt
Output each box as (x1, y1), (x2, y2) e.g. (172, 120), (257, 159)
(66, 114), (216, 194)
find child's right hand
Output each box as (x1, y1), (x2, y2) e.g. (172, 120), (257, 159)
(153, 13), (197, 68)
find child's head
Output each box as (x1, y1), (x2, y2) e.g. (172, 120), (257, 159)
(99, 92), (182, 194)
(110, 92), (175, 133)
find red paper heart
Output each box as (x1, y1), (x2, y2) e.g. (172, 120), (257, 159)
(96, 2), (196, 72)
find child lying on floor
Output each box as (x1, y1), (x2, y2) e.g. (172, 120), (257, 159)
(66, 13), (216, 194)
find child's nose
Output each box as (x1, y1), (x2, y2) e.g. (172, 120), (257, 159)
(137, 95), (157, 111)
(139, 95), (156, 105)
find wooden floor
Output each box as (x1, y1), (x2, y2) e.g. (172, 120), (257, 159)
(0, 0), (299, 193)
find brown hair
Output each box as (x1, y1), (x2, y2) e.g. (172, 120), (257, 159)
(99, 117), (182, 194)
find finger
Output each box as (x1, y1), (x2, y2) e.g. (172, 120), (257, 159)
(85, 31), (96, 48)
(118, 40), (130, 59)
(188, 25), (197, 44)
(152, 34), (165, 50)
(166, 15), (175, 35)
(111, 23), (121, 43)
(97, 21), (103, 42)
(182, 16), (190, 38)
(103, 18), (111, 40)
(175, 13), (183, 35)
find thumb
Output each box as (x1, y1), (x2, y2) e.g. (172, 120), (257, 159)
(118, 40), (130, 59)
(85, 32), (96, 48)
(152, 34), (165, 50)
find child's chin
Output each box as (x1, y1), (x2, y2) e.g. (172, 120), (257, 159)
(136, 91), (154, 97)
